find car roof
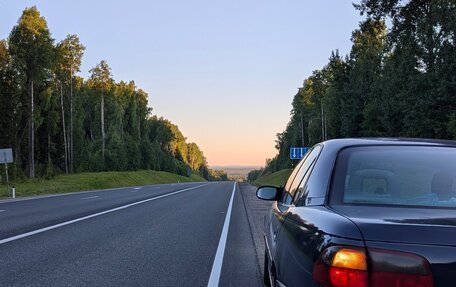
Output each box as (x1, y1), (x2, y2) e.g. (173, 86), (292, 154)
(321, 138), (456, 151)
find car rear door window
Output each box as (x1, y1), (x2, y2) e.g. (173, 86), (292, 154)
(293, 158), (320, 204)
(281, 145), (322, 205)
(283, 156), (306, 192)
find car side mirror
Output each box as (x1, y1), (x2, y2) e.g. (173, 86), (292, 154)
(256, 186), (280, 201)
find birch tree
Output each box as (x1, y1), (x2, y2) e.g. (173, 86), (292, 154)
(89, 60), (112, 167)
(56, 34), (85, 172)
(9, 6), (54, 178)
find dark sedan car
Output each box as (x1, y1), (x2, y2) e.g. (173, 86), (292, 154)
(257, 138), (456, 287)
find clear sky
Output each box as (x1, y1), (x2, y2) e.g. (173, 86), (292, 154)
(0, 0), (363, 167)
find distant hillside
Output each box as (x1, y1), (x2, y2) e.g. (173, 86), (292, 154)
(211, 165), (261, 179)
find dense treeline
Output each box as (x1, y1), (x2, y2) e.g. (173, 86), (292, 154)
(247, 168), (264, 182)
(206, 169), (229, 181)
(250, 0), (456, 179)
(0, 7), (215, 180)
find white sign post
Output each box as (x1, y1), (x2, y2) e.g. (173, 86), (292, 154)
(0, 149), (13, 197)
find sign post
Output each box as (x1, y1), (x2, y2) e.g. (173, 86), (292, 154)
(5, 156), (8, 196)
(289, 147), (309, 160)
(0, 149), (13, 196)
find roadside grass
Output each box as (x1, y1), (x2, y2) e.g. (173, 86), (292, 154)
(0, 170), (206, 199)
(254, 169), (292, 187)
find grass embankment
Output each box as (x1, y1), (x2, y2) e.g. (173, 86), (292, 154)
(254, 169), (292, 187)
(0, 170), (206, 198)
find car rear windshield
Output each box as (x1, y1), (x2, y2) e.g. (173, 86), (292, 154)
(331, 146), (456, 208)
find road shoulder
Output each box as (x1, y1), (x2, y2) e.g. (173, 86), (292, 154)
(238, 182), (272, 277)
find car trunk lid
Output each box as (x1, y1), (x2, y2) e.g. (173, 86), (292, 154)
(333, 205), (456, 287)
(332, 205), (456, 246)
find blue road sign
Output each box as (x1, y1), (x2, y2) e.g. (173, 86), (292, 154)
(0, 148), (13, 164)
(290, 147), (309, 160)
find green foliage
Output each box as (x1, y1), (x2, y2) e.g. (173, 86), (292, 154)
(247, 168), (264, 182)
(89, 60), (112, 88)
(56, 34), (85, 76)
(0, 40), (20, 150)
(8, 6), (55, 178)
(187, 142), (206, 171)
(8, 6), (54, 82)
(263, 0), (456, 173)
(254, 169), (292, 187)
(0, 6), (210, 183)
(206, 169), (229, 181)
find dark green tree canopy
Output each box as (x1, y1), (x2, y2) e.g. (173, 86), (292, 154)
(9, 6), (54, 81)
(56, 34), (85, 79)
(260, 0), (456, 174)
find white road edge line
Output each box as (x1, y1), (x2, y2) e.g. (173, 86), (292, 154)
(81, 196), (99, 200)
(0, 183), (210, 246)
(207, 182), (236, 287)
(0, 210), (5, 213)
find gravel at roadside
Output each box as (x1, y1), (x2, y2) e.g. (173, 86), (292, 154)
(238, 182), (272, 276)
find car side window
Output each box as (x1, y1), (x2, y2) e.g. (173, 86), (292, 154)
(280, 145), (322, 205)
(293, 159), (319, 204)
(282, 155), (306, 192)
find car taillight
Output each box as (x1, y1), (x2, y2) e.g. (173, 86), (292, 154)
(313, 246), (434, 287)
(313, 247), (368, 287)
(369, 248), (434, 287)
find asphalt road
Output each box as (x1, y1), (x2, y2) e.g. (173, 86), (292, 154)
(0, 182), (263, 287)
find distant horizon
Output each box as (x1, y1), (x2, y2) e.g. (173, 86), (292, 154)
(210, 164), (262, 168)
(210, 164), (262, 178)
